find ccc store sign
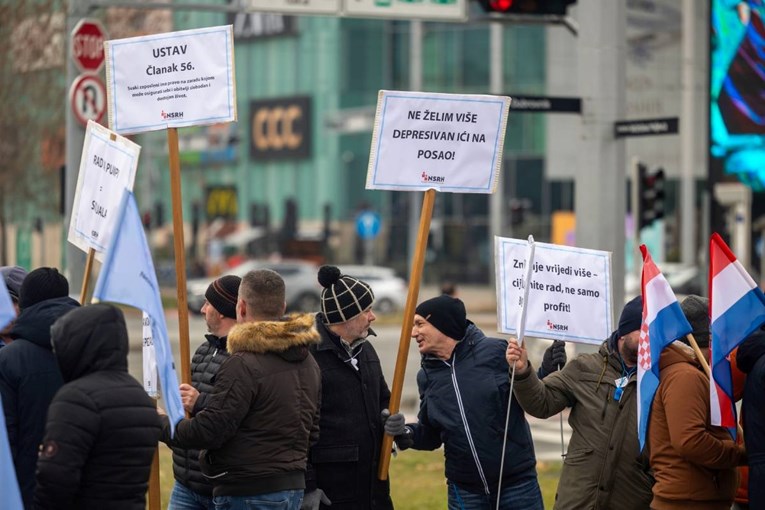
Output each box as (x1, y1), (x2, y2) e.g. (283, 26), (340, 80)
(250, 96), (312, 161)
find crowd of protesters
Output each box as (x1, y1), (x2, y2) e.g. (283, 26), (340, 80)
(1, 263), (764, 510)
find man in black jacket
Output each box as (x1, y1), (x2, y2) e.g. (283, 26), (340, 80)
(0, 266), (27, 348)
(162, 269), (321, 510)
(167, 275), (240, 510)
(303, 265), (401, 510)
(34, 304), (161, 510)
(737, 325), (765, 510)
(0, 267), (79, 509)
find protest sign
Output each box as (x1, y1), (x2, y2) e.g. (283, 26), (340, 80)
(366, 90), (510, 193)
(495, 236), (613, 345)
(68, 120), (139, 260)
(104, 25), (237, 134)
(142, 311), (159, 398)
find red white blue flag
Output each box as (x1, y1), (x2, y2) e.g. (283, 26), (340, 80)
(637, 245), (692, 451)
(709, 233), (765, 428)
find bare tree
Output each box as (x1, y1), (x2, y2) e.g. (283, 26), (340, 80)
(0, 0), (66, 264)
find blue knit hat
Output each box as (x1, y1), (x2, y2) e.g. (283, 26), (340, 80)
(618, 295), (643, 338)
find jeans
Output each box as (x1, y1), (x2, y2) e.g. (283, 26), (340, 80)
(447, 477), (544, 510)
(169, 482), (214, 510)
(212, 490), (304, 510)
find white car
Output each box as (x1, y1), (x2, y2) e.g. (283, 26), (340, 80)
(187, 259), (322, 314)
(338, 265), (407, 315)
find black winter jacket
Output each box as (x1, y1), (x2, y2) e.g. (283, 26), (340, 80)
(170, 334), (229, 496)
(0, 296), (79, 509)
(164, 313), (322, 497)
(306, 316), (393, 510)
(33, 304), (161, 510)
(409, 323), (537, 495)
(736, 325), (765, 510)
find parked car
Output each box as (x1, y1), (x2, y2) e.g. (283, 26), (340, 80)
(625, 263), (703, 299)
(187, 259), (321, 314)
(338, 265), (408, 314)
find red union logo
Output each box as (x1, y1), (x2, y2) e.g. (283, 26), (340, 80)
(71, 19), (107, 73)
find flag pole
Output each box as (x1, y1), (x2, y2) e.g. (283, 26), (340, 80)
(167, 127), (192, 388)
(79, 248), (96, 304)
(377, 188), (436, 480)
(685, 333), (710, 375)
(148, 398), (161, 510)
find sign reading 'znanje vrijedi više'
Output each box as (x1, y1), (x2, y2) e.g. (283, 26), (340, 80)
(495, 236), (614, 345)
(366, 90), (511, 194)
(104, 25), (237, 135)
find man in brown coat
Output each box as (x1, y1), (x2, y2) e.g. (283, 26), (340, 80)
(161, 269), (321, 510)
(647, 295), (747, 510)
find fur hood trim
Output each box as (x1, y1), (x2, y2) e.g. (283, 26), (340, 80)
(228, 313), (320, 354)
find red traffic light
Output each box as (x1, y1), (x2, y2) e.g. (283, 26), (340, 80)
(490, 0), (514, 11)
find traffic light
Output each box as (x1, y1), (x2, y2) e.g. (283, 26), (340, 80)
(637, 165), (665, 230)
(477, 0), (576, 15)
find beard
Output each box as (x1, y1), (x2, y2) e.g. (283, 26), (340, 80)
(619, 338), (639, 367)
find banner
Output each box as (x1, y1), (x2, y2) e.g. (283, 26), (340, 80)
(495, 236), (613, 344)
(142, 311), (159, 398)
(104, 25), (237, 134)
(67, 120), (139, 259)
(366, 90), (510, 193)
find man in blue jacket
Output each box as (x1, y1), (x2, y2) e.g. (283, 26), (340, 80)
(393, 295), (554, 510)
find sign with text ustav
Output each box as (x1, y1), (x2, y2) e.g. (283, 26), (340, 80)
(495, 237), (613, 345)
(366, 90), (510, 193)
(104, 25), (237, 135)
(68, 120), (140, 260)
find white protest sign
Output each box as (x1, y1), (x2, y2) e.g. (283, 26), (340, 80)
(366, 90), (511, 193)
(142, 311), (159, 398)
(104, 25), (237, 134)
(495, 236), (614, 345)
(68, 120), (139, 260)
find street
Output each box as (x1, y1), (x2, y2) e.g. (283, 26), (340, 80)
(124, 306), (574, 462)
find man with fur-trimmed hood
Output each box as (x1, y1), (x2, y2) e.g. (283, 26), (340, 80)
(160, 269), (322, 510)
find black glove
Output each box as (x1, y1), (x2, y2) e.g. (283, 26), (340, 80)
(541, 340), (567, 375)
(301, 488), (331, 510)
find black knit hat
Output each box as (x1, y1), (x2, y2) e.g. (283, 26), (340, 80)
(205, 275), (241, 319)
(415, 295), (467, 341)
(18, 267), (69, 310)
(681, 295), (709, 348)
(618, 295), (643, 338)
(1, 266), (27, 302)
(318, 265), (374, 324)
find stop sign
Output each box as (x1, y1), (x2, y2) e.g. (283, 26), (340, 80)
(71, 19), (107, 73)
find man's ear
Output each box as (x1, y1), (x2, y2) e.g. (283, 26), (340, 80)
(281, 300), (287, 316)
(237, 298), (246, 321)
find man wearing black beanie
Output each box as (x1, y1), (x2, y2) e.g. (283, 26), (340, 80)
(392, 294), (554, 509)
(163, 275), (241, 510)
(506, 295), (654, 510)
(0, 267), (79, 508)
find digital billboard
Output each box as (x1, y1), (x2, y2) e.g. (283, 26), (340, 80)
(710, 0), (765, 191)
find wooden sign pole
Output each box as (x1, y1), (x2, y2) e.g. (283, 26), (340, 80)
(148, 399), (162, 510)
(167, 127), (192, 387)
(78, 248), (96, 304)
(378, 189), (436, 480)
